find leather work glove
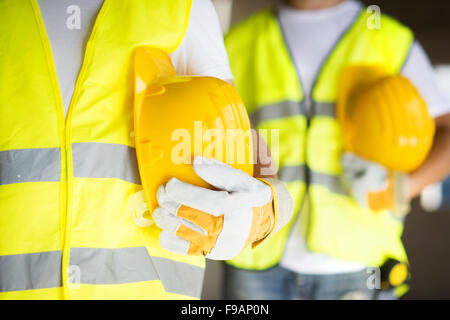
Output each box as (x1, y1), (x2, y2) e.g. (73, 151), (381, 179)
(341, 152), (410, 217)
(153, 156), (293, 260)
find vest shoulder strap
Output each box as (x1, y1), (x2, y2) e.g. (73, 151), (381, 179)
(313, 10), (414, 101)
(225, 10), (304, 112)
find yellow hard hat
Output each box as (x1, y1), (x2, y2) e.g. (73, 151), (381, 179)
(338, 65), (435, 172)
(133, 47), (253, 213)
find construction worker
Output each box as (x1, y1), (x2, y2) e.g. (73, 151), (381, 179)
(223, 0), (450, 299)
(0, 0), (293, 299)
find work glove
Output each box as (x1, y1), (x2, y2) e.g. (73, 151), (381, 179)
(153, 156), (293, 260)
(341, 152), (410, 217)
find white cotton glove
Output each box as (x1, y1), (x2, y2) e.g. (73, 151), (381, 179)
(341, 152), (410, 217)
(153, 156), (292, 260)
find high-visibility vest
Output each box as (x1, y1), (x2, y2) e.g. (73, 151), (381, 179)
(225, 9), (414, 270)
(0, 0), (205, 300)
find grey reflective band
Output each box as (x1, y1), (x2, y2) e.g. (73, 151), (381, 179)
(310, 171), (348, 196)
(69, 247), (158, 285)
(0, 247), (204, 297)
(0, 148), (61, 185)
(249, 100), (306, 125)
(0, 143), (142, 186)
(250, 101), (336, 124)
(277, 164), (347, 196)
(313, 102), (336, 118)
(0, 251), (62, 292)
(278, 164), (306, 182)
(70, 247), (204, 298)
(152, 256), (204, 298)
(72, 142), (140, 185)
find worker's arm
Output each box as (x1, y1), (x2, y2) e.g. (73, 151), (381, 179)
(170, 0), (234, 81)
(400, 42), (450, 198)
(408, 113), (450, 199)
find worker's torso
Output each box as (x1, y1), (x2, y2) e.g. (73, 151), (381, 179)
(0, 0), (205, 300)
(225, 8), (414, 270)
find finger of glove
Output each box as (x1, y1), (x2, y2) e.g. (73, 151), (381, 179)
(157, 185), (222, 233)
(186, 242), (206, 256)
(193, 156), (262, 193)
(341, 153), (387, 186)
(341, 152), (368, 176)
(155, 208), (212, 252)
(192, 156), (272, 208)
(364, 165), (389, 188)
(153, 207), (206, 235)
(160, 231), (205, 256)
(177, 204), (224, 235)
(159, 230), (191, 256)
(165, 177), (229, 216)
(156, 184), (182, 214)
(176, 223), (217, 254)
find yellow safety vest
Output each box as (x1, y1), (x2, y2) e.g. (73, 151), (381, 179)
(225, 9), (414, 270)
(0, 0), (205, 300)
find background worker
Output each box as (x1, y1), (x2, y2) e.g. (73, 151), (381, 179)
(223, 0), (450, 299)
(0, 0), (293, 299)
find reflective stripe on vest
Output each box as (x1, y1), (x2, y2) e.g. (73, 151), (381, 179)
(249, 101), (336, 125)
(0, 143), (139, 186)
(278, 165), (345, 196)
(0, 248), (203, 298)
(0, 0), (204, 299)
(72, 143), (140, 184)
(0, 137), (344, 199)
(0, 251), (62, 292)
(249, 100), (307, 125)
(0, 148), (61, 185)
(225, 8), (413, 269)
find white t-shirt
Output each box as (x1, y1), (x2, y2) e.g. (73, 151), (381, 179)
(278, 0), (450, 274)
(37, 0), (233, 116)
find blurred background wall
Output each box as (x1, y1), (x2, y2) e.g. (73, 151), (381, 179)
(202, 0), (450, 300)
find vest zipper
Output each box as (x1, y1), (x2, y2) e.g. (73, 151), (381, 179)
(303, 97), (312, 243)
(275, 10), (312, 242)
(30, 0), (69, 299)
(60, 0), (110, 300)
(31, 0), (110, 299)
(275, 8), (363, 248)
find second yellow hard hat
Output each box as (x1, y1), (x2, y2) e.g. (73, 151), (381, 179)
(338, 65), (435, 172)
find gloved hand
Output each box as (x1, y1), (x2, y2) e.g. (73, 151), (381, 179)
(341, 152), (410, 217)
(153, 156), (293, 260)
